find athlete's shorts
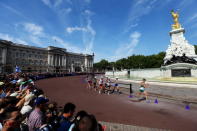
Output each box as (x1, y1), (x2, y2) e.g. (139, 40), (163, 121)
(88, 80), (92, 84)
(139, 87), (145, 92)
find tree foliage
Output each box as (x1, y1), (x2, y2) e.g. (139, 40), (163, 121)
(94, 52), (166, 71)
(194, 45), (197, 54)
(94, 45), (197, 71)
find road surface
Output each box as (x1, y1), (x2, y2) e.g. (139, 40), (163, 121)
(36, 75), (197, 131)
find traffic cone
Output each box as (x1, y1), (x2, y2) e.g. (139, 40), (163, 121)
(185, 104), (190, 110)
(154, 98), (158, 104)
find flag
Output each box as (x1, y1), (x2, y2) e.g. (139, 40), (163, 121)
(15, 66), (21, 73)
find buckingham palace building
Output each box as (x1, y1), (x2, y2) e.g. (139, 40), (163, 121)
(0, 40), (94, 73)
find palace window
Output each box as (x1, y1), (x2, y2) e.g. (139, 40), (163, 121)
(16, 52), (19, 57)
(40, 60), (43, 65)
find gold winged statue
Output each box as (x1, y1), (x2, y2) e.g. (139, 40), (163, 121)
(171, 10), (181, 29)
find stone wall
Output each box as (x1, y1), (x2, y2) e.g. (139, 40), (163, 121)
(106, 68), (197, 78)
(191, 69), (197, 77)
(105, 70), (128, 76)
(106, 68), (161, 78)
(129, 68), (161, 78)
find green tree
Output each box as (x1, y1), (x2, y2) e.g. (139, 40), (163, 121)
(194, 45), (197, 54)
(94, 51), (166, 71)
(94, 59), (110, 71)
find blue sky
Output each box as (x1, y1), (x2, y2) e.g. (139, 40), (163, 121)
(0, 0), (197, 62)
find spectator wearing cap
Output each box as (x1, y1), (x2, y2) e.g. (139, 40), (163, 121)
(58, 102), (76, 131)
(27, 97), (49, 131)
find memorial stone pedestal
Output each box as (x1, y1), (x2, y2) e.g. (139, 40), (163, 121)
(162, 27), (197, 77)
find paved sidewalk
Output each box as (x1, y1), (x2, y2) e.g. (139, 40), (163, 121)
(108, 77), (197, 102)
(116, 78), (197, 88)
(99, 121), (171, 131)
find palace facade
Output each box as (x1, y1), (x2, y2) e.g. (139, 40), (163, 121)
(0, 40), (94, 73)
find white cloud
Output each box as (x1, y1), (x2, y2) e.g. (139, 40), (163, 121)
(67, 0), (72, 4)
(63, 8), (72, 14)
(111, 31), (141, 61)
(84, 0), (91, 3)
(125, 0), (172, 32)
(41, 0), (72, 18)
(0, 33), (28, 45)
(177, 0), (195, 9)
(129, 23), (138, 28)
(54, 0), (63, 7)
(28, 35), (44, 46)
(21, 23), (46, 46)
(65, 10), (96, 54)
(125, 1), (154, 32)
(15, 39), (28, 45)
(0, 3), (27, 19)
(187, 13), (197, 23)
(0, 33), (14, 41)
(41, 0), (52, 7)
(84, 10), (94, 16)
(23, 23), (44, 36)
(66, 27), (88, 33)
(52, 36), (82, 53)
(42, 0), (71, 7)
(60, 8), (72, 15)
(42, 0), (72, 9)
(83, 18), (96, 53)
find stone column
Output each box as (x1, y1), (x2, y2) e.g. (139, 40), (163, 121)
(59, 55), (61, 66)
(56, 55), (58, 66)
(2, 48), (7, 73)
(2, 48), (7, 64)
(0, 48), (2, 73)
(71, 63), (74, 72)
(53, 54), (55, 66)
(89, 60), (91, 67)
(63, 56), (66, 72)
(0, 49), (3, 64)
(57, 55), (59, 66)
(84, 56), (88, 71)
(64, 56), (67, 66)
(48, 54), (50, 66)
(54, 55), (57, 66)
(54, 55), (56, 66)
(51, 55), (53, 66)
(63, 56), (65, 66)
(60, 56), (62, 66)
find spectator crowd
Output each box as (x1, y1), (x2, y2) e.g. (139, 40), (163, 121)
(0, 73), (104, 131)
